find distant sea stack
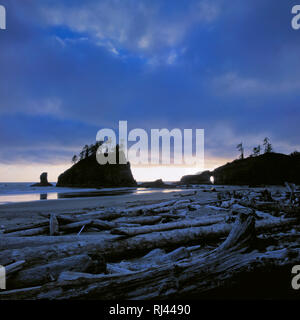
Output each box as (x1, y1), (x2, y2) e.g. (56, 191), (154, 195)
(31, 172), (53, 187)
(139, 179), (175, 188)
(180, 152), (300, 186)
(180, 170), (212, 185)
(56, 144), (137, 188)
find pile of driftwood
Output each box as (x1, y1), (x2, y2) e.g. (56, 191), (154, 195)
(0, 187), (299, 299)
(215, 183), (300, 219)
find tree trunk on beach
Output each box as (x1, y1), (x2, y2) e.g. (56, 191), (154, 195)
(7, 254), (106, 289)
(0, 217), (295, 267)
(111, 217), (225, 236)
(3, 221), (49, 234)
(49, 214), (59, 236)
(5, 226), (49, 237)
(1, 213), (298, 299)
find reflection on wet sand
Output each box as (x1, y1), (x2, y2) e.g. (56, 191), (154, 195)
(0, 187), (186, 204)
(57, 189), (135, 199)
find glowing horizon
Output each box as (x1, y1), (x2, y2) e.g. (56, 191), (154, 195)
(0, 156), (232, 183)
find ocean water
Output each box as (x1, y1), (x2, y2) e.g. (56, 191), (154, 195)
(0, 182), (184, 205)
(0, 182), (96, 195)
(0, 182), (134, 204)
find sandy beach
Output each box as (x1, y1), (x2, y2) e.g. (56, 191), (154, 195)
(0, 188), (218, 229)
(0, 185), (286, 229)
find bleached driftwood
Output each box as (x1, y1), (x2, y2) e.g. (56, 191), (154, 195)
(74, 201), (178, 221)
(59, 219), (140, 234)
(0, 223), (231, 266)
(5, 226), (49, 237)
(126, 200), (177, 212)
(1, 213), (298, 299)
(3, 221), (49, 234)
(285, 182), (296, 203)
(150, 200), (191, 213)
(7, 254), (106, 289)
(53, 202), (182, 226)
(59, 219), (94, 232)
(5, 261), (26, 276)
(49, 214), (59, 236)
(56, 208), (143, 223)
(0, 234), (120, 251)
(57, 214), (166, 227)
(238, 200), (300, 217)
(0, 216), (295, 267)
(113, 216), (163, 225)
(111, 217), (225, 236)
(107, 247), (191, 274)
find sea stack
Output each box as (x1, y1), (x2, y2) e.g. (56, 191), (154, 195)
(180, 170), (212, 185)
(56, 145), (137, 188)
(31, 172), (53, 187)
(139, 179), (176, 188)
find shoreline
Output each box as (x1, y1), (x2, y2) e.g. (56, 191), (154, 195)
(0, 188), (207, 229)
(0, 185), (290, 228)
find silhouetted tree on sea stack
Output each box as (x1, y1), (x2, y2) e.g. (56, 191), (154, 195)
(236, 142), (244, 160)
(71, 155), (78, 164)
(263, 137), (273, 153)
(250, 145), (261, 157)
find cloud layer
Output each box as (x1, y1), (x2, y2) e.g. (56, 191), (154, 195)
(0, 0), (299, 181)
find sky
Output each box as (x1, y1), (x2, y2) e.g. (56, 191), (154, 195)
(0, 0), (300, 182)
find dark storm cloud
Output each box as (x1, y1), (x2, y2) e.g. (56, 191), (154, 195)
(0, 0), (299, 166)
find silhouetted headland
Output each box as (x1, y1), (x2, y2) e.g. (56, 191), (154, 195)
(180, 152), (300, 186)
(56, 143), (136, 188)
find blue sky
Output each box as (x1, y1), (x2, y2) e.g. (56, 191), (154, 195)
(0, 0), (299, 181)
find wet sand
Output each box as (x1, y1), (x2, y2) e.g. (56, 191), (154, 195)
(0, 185), (282, 229)
(0, 189), (218, 229)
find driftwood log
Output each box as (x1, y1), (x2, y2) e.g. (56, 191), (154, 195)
(111, 216), (225, 236)
(238, 200), (300, 217)
(0, 234), (121, 251)
(56, 214), (166, 226)
(0, 216), (295, 267)
(5, 261), (26, 276)
(49, 214), (59, 236)
(5, 226), (49, 237)
(59, 200), (179, 222)
(1, 213), (298, 299)
(3, 221), (49, 234)
(0, 223), (232, 266)
(7, 254), (106, 289)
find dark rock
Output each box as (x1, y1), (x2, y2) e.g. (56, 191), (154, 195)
(213, 153), (300, 185)
(180, 170), (212, 185)
(180, 152), (300, 186)
(31, 172), (53, 187)
(56, 154), (137, 188)
(139, 179), (173, 188)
